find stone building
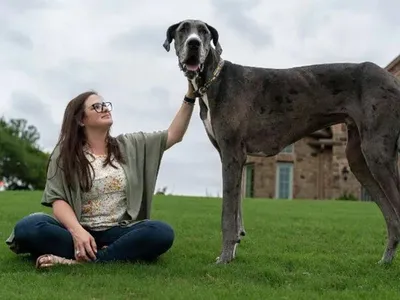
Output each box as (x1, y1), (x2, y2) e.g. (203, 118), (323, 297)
(242, 54), (400, 200)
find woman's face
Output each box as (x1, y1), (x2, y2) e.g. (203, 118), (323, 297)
(82, 94), (113, 129)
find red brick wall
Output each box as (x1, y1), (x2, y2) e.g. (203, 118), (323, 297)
(246, 156), (276, 198)
(291, 138), (319, 199)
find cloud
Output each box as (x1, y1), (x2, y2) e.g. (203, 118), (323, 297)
(211, 0), (273, 48)
(0, 0), (58, 13)
(2, 30), (34, 50)
(111, 26), (166, 54)
(0, 0), (399, 196)
(7, 91), (60, 149)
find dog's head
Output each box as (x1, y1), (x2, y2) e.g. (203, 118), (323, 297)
(163, 19), (222, 79)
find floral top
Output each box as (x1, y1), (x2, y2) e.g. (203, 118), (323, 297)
(80, 151), (128, 231)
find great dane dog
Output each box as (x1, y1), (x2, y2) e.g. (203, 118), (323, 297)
(162, 19), (400, 265)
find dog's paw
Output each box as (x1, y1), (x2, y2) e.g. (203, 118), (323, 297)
(377, 258), (393, 266)
(215, 244), (238, 264)
(215, 255), (232, 264)
(378, 251), (395, 266)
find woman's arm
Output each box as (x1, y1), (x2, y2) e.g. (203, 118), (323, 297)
(165, 80), (196, 149)
(52, 200), (83, 233)
(53, 200), (97, 261)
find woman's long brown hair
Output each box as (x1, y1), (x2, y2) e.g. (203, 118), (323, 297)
(50, 91), (125, 192)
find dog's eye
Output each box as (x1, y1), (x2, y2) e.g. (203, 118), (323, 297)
(198, 27), (208, 35)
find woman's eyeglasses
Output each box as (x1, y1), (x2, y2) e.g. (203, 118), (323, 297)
(91, 102), (113, 113)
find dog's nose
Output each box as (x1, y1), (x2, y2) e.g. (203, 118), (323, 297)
(187, 39), (201, 49)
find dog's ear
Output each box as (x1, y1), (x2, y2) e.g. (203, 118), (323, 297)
(206, 23), (223, 55)
(163, 22), (181, 52)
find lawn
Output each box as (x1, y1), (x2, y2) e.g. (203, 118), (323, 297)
(1, 191), (400, 299)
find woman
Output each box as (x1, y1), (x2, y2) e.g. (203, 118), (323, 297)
(6, 81), (197, 268)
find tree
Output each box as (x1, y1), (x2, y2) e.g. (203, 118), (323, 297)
(0, 117), (49, 190)
(1, 117), (40, 146)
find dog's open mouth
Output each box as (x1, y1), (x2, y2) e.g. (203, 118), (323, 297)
(183, 56), (202, 72)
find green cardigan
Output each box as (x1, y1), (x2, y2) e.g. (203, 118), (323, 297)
(5, 130), (168, 253)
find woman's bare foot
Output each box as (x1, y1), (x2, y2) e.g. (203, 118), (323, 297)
(36, 254), (79, 269)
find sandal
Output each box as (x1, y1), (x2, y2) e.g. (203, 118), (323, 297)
(35, 254), (78, 269)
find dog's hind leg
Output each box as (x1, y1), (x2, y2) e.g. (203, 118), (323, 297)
(349, 123), (400, 264)
(215, 143), (247, 264)
(346, 124), (400, 264)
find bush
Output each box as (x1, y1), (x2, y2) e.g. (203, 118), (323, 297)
(336, 192), (358, 201)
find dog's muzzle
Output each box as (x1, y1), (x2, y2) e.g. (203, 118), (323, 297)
(180, 37), (204, 76)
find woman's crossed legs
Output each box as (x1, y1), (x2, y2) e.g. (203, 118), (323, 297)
(13, 213), (175, 268)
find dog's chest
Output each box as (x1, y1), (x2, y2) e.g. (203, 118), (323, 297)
(190, 79), (215, 139)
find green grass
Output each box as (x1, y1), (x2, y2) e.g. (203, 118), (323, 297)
(1, 192), (400, 299)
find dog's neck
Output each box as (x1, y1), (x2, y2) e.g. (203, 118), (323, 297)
(200, 48), (221, 81)
(192, 48), (224, 97)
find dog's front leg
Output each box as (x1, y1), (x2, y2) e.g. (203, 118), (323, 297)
(216, 150), (246, 264)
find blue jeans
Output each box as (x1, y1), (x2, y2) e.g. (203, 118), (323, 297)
(13, 213), (175, 263)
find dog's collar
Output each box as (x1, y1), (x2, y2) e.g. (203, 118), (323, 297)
(194, 59), (225, 98)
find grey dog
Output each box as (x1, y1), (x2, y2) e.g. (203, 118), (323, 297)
(163, 19), (400, 265)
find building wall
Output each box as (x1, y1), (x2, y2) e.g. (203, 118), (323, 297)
(291, 137), (326, 199)
(243, 156), (274, 199)
(386, 55), (400, 77)
(392, 65), (400, 77)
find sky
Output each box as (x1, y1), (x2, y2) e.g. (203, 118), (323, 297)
(1, 0), (399, 197)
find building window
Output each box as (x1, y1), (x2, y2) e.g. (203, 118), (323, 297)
(244, 164), (254, 198)
(280, 144), (294, 154)
(275, 162), (293, 199)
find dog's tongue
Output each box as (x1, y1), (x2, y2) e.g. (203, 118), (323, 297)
(186, 64), (199, 71)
